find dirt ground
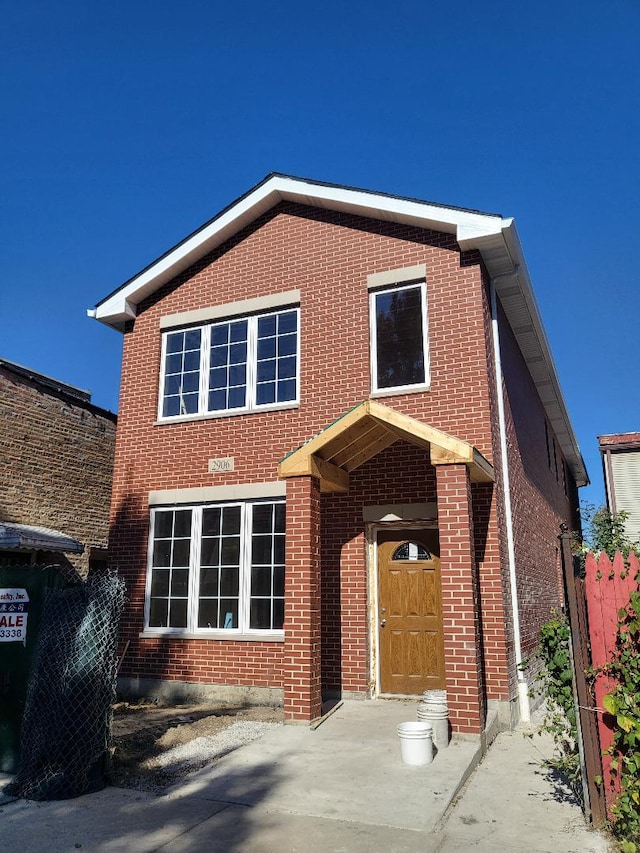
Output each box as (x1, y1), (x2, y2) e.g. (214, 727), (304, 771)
(109, 701), (283, 792)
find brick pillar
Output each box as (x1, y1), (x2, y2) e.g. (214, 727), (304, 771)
(435, 463), (485, 735)
(283, 475), (322, 722)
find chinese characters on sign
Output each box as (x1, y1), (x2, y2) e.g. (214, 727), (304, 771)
(0, 588), (29, 643)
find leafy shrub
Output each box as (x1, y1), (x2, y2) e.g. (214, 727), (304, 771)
(526, 612), (582, 801)
(603, 588), (640, 850)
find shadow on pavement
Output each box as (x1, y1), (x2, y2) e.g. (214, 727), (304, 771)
(0, 757), (284, 853)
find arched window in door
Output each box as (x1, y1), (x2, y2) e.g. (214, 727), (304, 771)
(392, 541), (432, 561)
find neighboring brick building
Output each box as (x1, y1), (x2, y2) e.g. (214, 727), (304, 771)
(0, 359), (117, 576)
(90, 174), (586, 733)
(599, 432), (640, 545)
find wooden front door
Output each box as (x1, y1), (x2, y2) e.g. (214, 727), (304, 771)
(377, 529), (445, 695)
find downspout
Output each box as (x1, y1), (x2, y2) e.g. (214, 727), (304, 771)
(604, 448), (617, 514)
(490, 276), (530, 723)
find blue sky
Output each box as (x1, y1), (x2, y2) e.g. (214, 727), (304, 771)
(2, 0), (638, 507)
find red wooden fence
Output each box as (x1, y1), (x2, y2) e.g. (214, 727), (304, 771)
(584, 550), (640, 813)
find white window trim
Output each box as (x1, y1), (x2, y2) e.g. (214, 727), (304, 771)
(369, 280), (430, 396)
(157, 306), (300, 422)
(143, 499), (286, 639)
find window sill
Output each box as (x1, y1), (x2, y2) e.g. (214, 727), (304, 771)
(139, 630), (285, 642)
(154, 401), (299, 426)
(370, 384), (431, 399)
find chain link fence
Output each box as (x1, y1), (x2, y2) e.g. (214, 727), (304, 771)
(6, 575), (125, 800)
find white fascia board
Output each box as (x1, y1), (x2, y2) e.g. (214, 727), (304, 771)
(456, 219), (510, 247)
(93, 182), (284, 327)
(273, 175), (505, 238)
(91, 175), (506, 329)
(90, 298), (136, 329)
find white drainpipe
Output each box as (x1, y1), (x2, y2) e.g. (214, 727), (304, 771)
(490, 275), (530, 724)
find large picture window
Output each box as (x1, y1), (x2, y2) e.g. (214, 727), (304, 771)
(370, 282), (429, 393)
(146, 500), (285, 634)
(160, 307), (299, 420)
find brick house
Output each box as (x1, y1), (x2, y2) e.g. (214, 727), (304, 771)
(599, 432), (640, 545)
(0, 358), (117, 576)
(90, 174), (587, 733)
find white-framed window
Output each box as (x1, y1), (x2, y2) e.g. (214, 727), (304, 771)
(369, 282), (429, 394)
(145, 499), (285, 635)
(159, 307), (299, 420)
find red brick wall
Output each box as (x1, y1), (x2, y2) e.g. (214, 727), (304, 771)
(497, 300), (578, 664)
(0, 366), (116, 576)
(284, 476), (321, 720)
(111, 202), (503, 693)
(109, 201), (574, 711)
(321, 442), (438, 697)
(436, 464), (485, 733)
(472, 275), (514, 703)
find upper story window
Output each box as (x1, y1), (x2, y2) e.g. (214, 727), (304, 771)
(160, 307), (299, 420)
(370, 281), (429, 394)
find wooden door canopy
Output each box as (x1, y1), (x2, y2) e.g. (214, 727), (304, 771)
(278, 400), (494, 493)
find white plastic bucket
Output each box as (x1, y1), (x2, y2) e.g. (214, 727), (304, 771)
(420, 701), (447, 714)
(397, 721), (433, 766)
(422, 689), (447, 703)
(417, 703), (450, 749)
(417, 703), (448, 719)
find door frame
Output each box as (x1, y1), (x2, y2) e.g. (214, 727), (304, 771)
(367, 521), (439, 698)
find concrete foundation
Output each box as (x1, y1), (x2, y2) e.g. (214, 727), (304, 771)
(117, 677), (284, 708)
(487, 696), (521, 731)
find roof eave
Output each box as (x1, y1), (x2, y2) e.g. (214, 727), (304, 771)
(90, 174), (504, 329)
(460, 220), (588, 487)
(0, 524), (85, 554)
(89, 174), (587, 487)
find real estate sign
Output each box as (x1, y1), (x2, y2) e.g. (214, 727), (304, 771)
(0, 588), (29, 643)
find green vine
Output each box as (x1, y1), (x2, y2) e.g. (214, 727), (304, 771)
(525, 611), (582, 800)
(602, 587), (640, 851)
(573, 503), (637, 566)
(572, 503), (640, 848)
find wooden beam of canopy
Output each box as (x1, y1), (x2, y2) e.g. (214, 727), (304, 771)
(278, 400), (494, 492)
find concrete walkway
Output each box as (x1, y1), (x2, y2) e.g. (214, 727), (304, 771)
(0, 700), (614, 852)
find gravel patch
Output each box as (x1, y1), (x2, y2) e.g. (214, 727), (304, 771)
(144, 720), (283, 774)
(110, 702), (283, 791)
